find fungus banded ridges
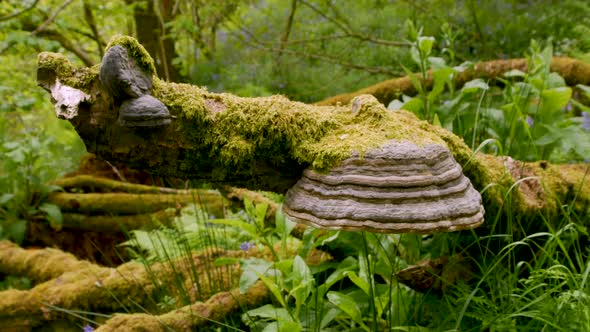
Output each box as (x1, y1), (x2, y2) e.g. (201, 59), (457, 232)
(283, 141), (484, 233)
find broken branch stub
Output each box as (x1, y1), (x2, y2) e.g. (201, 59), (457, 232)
(283, 141), (484, 233)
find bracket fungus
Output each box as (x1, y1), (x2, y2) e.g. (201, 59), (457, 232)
(283, 141), (484, 233)
(99, 44), (171, 127)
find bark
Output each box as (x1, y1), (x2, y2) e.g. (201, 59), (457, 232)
(127, 0), (181, 81)
(36, 37), (590, 222)
(315, 57), (590, 106)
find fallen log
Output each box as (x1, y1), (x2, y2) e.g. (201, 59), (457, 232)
(0, 240), (330, 330)
(36, 35), (589, 227)
(315, 57), (590, 106)
(94, 281), (270, 332)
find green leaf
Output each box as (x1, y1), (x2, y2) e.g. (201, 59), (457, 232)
(0, 193), (15, 205)
(428, 56), (447, 69)
(345, 271), (370, 295)
(258, 272), (287, 308)
(255, 202), (268, 230)
(245, 304), (293, 322)
(317, 256), (358, 298)
(577, 84), (590, 98)
(462, 79), (489, 93)
(401, 97), (424, 114)
(8, 219), (27, 244)
(289, 256), (314, 313)
(546, 72), (566, 88)
(401, 65), (423, 93)
(418, 36), (435, 56)
(540, 87), (572, 114)
(504, 69), (526, 78)
(214, 257), (239, 266)
(207, 218), (256, 236)
(327, 291), (365, 327)
(239, 258), (272, 293)
(39, 203), (63, 231)
(429, 67), (455, 102)
(262, 321), (301, 332)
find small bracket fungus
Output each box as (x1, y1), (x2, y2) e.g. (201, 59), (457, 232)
(283, 141), (484, 233)
(99, 45), (171, 127)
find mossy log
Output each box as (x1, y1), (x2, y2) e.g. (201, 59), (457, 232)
(51, 174), (194, 194)
(36, 36), (589, 223)
(0, 240), (330, 330)
(316, 57), (590, 106)
(95, 281), (270, 332)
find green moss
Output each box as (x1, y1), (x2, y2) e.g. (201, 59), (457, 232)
(153, 79), (445, 174)
(37, 53), (99, 93)
(106, 35), (157, 76)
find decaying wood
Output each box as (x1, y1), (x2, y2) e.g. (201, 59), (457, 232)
(0, 240), (330, 330)
(316, 57), (590, 106)
(394, 255), (475, 293)
(36, 36), (589, 223)
(95, 281), (270, 332)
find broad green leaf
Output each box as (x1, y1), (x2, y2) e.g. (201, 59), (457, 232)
(540, 87), (572, 114)
(546, 72), (566, 88)
(0, 193), (15, 205)
(255, 202), (268, 230)
(402, 65), (423, 93)
(327, 291), (364, 327)
(317, 256), (358, 298)
(429, 67), (455, 102)
(8, 219), (27, 244)
(401, 97), (424, 114)
(418, 36), (435, 56)
(504, 69), (526, 78)
(207, 218), (256, 236)
(262, 321), (301, 332)
(320, 307), (341, 329)
(428, 56), (447, 70)
(39, 203), (63, 231)
(258, 272), (287, 308)
(245, 304), (293, 322)
(462, 79), (489, 93)
(345, 271), (370, 295)
(239, 258), (272, 293)
(214, 257), (239, 266)
(410, 46), (422, 67)
(577, 84), (590, 98)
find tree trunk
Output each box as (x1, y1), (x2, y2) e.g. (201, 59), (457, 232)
(128, 0), (181, 81)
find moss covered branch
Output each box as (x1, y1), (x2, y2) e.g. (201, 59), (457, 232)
(316, 57), (590, 106)
(95, 281), (270, 332)
(36, 36), (589, 222)
(0, 240), (330, 329)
